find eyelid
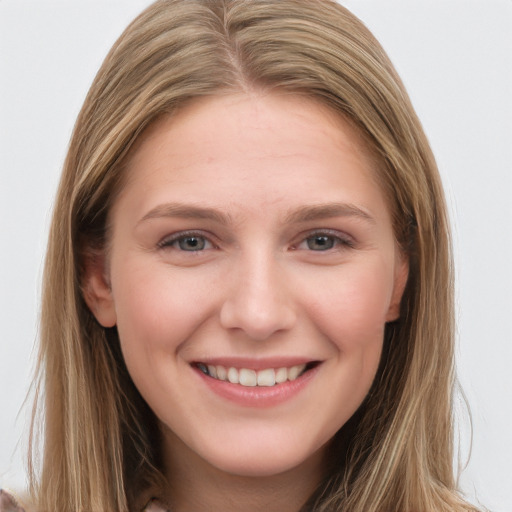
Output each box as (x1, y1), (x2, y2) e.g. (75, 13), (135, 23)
(155, 228), (355, 252)
(292, 229), (355, 250)
(157, 230), (217, 250)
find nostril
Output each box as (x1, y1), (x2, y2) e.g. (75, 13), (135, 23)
(219, 293), (297, 341)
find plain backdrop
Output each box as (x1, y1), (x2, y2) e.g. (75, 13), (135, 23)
(0, 1), (511, 510)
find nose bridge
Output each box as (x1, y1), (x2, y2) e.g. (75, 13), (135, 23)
(219, 247), (296, 340)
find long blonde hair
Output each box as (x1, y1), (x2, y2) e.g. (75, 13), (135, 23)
(31, 1), (478, 510)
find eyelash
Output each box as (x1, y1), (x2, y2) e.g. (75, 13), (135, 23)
(157, 231), (216, 252)
(293, 230), (355, 252)
(157, 229), (354, 253)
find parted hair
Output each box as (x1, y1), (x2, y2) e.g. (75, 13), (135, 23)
(30, 1), (478, 511)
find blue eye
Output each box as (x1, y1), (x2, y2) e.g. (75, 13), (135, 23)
(306, 234), (336, 251)
(177, 236), (207, 251)
(159, 233), (212, 252)
(296, 231), (353, 252)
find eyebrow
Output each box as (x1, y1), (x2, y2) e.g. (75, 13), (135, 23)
(284, 203), (375, 225)
(139, 203), (232, 225)
(138, 201), (375, 225)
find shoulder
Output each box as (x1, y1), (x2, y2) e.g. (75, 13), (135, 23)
(0, 490), (170, 512)
(0, 491), (26, 512)
(143, 498), (170, 512)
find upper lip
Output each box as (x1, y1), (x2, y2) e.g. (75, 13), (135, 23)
(191, 357), (320, 371)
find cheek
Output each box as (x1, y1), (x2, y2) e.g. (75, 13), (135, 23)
(309, 265), (392, 424)
(111, 261), (218, 358)
(303, 261), (394, 352)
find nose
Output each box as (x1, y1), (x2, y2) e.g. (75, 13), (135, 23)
(219, 252), (297, 341)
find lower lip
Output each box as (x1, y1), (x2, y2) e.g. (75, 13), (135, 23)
(193, 365), (320, 408)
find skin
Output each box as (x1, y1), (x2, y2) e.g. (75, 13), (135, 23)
(85, 92), (408, 512)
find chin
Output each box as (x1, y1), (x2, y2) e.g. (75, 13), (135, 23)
(197, 434), (327, 479)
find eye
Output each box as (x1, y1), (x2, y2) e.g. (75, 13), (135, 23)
(177, 235), (208, 251)
(294, 231), (354, 251)
(158, 232), (214, 252)
(306, 234), (336, 251)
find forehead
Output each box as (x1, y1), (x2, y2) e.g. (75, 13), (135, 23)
(114, 92), (390, 226)
(126, 92), (379, 177)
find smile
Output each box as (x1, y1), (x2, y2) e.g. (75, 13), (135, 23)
(194, 362), (315, 387)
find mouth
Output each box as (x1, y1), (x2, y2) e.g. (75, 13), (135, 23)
(193, 361), (320, 388)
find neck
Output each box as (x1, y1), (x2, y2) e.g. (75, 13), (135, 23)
(160, 428), (327, 512)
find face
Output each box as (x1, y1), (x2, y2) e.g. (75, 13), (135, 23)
(86, 92), (408, 479)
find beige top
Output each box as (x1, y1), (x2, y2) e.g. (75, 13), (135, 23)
(0, 491), (26, 512)
(0, 490), (169, 512)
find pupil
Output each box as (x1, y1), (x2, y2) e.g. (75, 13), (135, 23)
(308, 235), (334, 250)
(179, 236), (204, 251)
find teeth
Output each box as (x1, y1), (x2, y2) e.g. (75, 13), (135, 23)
(257, 368), (275, 387)
(275, 367), (288, 384)
(239, 369), (257, 387)
(207, 365), (217, 379)
(288, 365), (303, 381)
(227, 367), (239, 384)
(216, 365), (227, 381)
(198, 363), (308, 387)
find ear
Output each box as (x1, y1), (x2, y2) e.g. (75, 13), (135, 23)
(82, 250), (117, 328)
(385, 251), (409, 322)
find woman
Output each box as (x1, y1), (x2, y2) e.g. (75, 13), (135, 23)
(1, 0), (481, 510)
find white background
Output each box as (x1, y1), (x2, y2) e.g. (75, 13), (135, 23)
(0, 1), (511, 510)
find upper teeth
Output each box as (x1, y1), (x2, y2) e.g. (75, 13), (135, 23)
(197, 363), (307, 387)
